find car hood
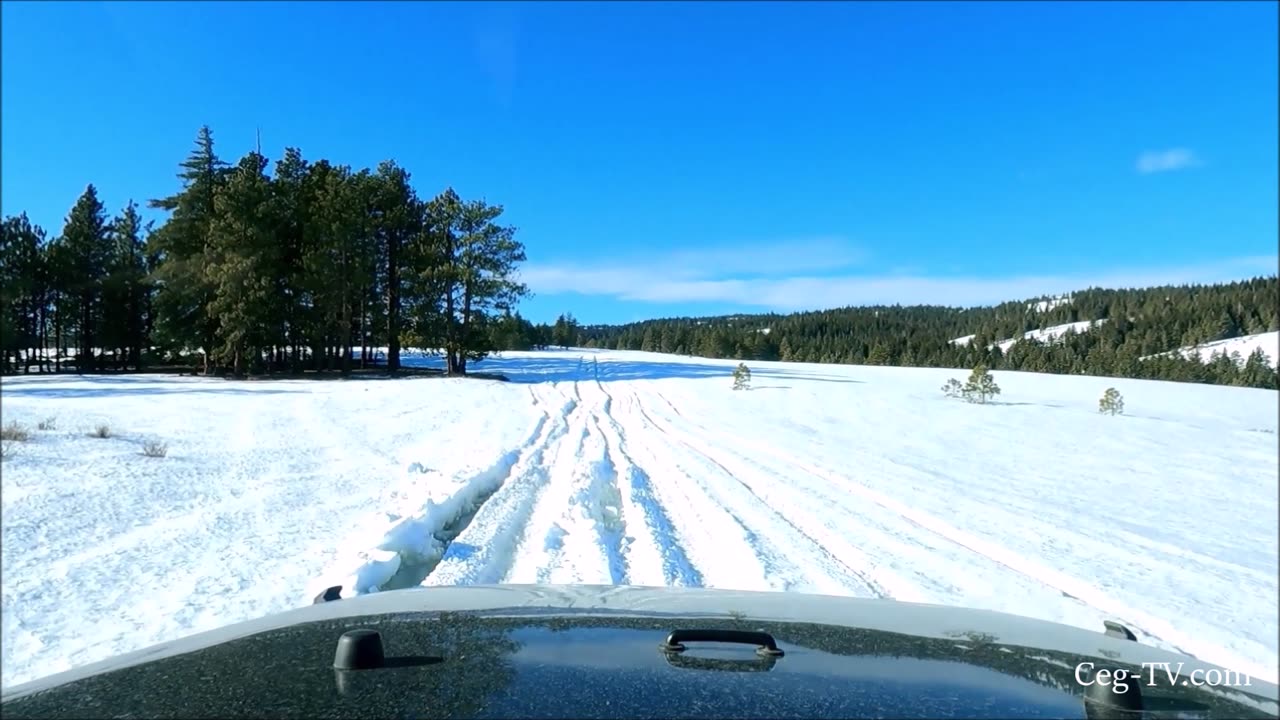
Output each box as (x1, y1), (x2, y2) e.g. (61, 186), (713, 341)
(2, 584), (1275, 719)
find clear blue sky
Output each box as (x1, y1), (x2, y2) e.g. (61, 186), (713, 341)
(3, 1), (1276, 324)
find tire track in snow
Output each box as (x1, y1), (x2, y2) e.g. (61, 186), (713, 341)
(422, 384), (584, 587)
(629, 388), (884, 599)
(614, 386), (857, 594)
(514, 380), (632, 586)
(504, 380), (612, 585)
(591, 379), (703, 587)
(646, 391), (1262, 679)
(314, 384), (559, 597)
(600, 387), (785, 592)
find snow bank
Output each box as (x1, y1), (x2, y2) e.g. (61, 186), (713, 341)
(310, 448), (526, 599)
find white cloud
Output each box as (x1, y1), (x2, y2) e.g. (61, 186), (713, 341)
(519, 253), (1278, 312)
(520, 236), (867, 298)
(1136, 148), (1201, 174)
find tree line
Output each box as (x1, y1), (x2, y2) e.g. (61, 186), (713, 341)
(0, 126), (529, 377)
(569, 277), (1280, 389)
(3, 127), (1275, 390)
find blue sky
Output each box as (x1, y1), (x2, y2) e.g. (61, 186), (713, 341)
(3, 1), (1276, 325)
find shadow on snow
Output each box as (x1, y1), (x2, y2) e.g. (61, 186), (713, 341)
(401, 351), (865, 386)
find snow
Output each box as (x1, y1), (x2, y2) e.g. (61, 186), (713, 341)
(994, 319), (1107, 352)
(1146, 331), (1280, 368)
(950, 320), (1107, 351)
(1028, 295), (1072, 313)
(2, 349), (1277, 691)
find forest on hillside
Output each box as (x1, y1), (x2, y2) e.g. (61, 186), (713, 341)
(558, 278), (1280, 389)
(0, 126), (528, 377)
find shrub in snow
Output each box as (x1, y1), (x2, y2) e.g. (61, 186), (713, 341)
(941, 378), (964, 398)
(90, 423), (113, 439)
(37, 417), (57, 431)
(1099, 387), (1124, 415)
(963, 364), (1000, 404)
(2, 421), (32, 442)
(732, 362), (752, 391)
(141, 440), (169, 458)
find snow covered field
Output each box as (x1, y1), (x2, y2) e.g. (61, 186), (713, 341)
(2, 349), (1277, 690)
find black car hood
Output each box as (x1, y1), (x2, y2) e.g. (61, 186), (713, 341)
(2, 584), (1275, 719)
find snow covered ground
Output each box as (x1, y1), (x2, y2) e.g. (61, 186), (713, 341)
(1149, 330), (1280, 368)
(951, 319), (1108, 351)
(2, 349), (1277, 690)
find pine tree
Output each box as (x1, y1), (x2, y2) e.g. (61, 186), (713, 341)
(368, 160), (420, 372)
(207, 152), (280, 375)
(963, 364), (1001, 403)
(410, 189), (528, 375)
(732, 362), (752, 390)
(0, 214), (46, 372)
(1241, 348), (1274, 389)
(1099, 387), (1124, 415)
(866, 341), (890, 365)
(59, 184), (114, 371)
(552, 314), (571, 349)
(101, 202), (152, 370)
(148, 126), (229, 373)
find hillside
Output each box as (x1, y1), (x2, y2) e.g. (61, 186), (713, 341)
(562, 276), (1279, 389)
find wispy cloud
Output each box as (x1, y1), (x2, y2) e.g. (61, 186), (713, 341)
(1136, 148), (1201, 174)
(519, 250), (1277, 312)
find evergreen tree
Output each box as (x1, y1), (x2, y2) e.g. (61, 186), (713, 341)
(148, 126), (228, 372)
(552, 314), (571, 349)
(0, 214), (46, 372)
(207, 152), (279, 375)
(101, 202), (152, 370)
(59, 184), (114, 371)
(963, 364), (1001, 404)
(1098, 387), (1124, 415)
(368, 160), (420, 371)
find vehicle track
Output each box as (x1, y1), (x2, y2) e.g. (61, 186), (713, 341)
(591, 378), (703, 587)
(423, 383), (584, 586)
(515, 379), (634, 585)
(505, 380), (614, 585)
(644, 390), (1234, 670)
(627, 387), (886, 599)
(609, 385), (866, 595)
(598, 388), (788, 591)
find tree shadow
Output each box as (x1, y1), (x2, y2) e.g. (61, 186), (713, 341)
(989, 401), (1064, 408)
(0, 385), (305, 400)
(400, 351), (865, 386)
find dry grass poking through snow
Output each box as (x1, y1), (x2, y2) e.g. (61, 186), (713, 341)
(2, 421), (32, 442)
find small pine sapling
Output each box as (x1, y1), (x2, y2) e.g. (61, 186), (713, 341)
(732, 362), (752, 391)
(963, 364), (1001, 404)
(1099, 387), (1124, 415)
